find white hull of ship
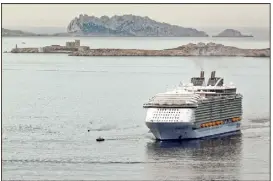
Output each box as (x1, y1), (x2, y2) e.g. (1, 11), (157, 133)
(146, 121), (241, 140)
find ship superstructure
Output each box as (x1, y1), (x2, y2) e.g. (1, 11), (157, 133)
(143, 71), (243, 140)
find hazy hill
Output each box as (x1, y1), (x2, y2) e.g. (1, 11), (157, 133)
(2, 28), (37, 36)
(67, 14), (209, 37)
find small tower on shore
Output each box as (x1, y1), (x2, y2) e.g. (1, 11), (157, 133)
(75, 40), (80, 48)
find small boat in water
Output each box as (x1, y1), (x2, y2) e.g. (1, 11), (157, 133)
(96, 137), (105, 142)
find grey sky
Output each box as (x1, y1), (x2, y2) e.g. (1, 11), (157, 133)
(2, 4), (270, 28)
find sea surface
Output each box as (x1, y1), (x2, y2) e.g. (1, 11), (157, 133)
(2, 37), (270, 180)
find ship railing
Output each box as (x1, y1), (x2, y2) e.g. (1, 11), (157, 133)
(147, 94), (202, 101)
(147, 99), (195, 104)
(144, 93), (242, 106)
(143, 102), (198, 108)
(199, 94), (242, 103)
(148, 98), (199, 103)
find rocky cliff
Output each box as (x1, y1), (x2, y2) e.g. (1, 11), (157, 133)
(67, 14), (209, 37)
(213, 29), (253, 37)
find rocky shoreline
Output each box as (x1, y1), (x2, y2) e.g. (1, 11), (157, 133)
(9, 42), (270, 57)
(69, 43), (269, 57)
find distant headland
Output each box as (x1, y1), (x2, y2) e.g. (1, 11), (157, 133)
(2, 28), (70, 37)
(8, 40), (269, 57)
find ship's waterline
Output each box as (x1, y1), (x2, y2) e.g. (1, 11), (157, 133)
(146, 119), (241, 140)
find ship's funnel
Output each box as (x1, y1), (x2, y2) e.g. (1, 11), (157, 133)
(191, 71), (205, 86)
(207, 71), (224, 86)
(200, 71), (204, 78)
(211, 71), (216, 78)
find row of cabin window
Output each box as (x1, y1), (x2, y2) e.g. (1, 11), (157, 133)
(153, 120), (180, 122)
(157, 109), (180, 112)
(201, 89), (236, 93)
(154, 114), (179, 116)
(153, 117), (180, 119)
(153, 115), (179, 118)
(156, 112), (180, 113)
(156, 111), (180, 114)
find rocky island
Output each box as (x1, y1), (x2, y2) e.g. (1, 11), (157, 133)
(9, 40), (269, 57)
(67, 14), (209, 37)
(3, 15), (210, 37)
(70, 42), (269, 57)
(213, 29), (253, 37)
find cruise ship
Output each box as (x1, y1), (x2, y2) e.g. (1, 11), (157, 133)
(143, 71), (243, 140)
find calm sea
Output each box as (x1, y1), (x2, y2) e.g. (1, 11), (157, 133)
(2, 37), (270, 180)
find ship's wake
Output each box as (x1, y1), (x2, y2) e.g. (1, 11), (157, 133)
(240, 116), (269, 130)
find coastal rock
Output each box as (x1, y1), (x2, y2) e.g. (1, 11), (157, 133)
(213, 29), (253, 37)
(69, 42), (269, 57)
(168, 42), (268, 56)
(11, 48), (39, 53)
(67, 14), (209, 37)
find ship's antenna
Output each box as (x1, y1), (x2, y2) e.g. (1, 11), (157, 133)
(179, 81), (182, 87)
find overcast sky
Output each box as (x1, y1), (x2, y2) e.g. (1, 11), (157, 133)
(2, 4), (270, 28)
